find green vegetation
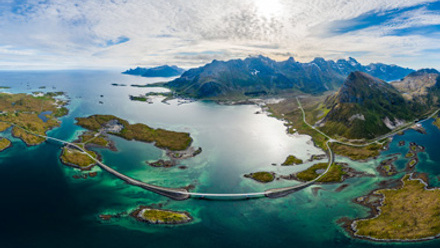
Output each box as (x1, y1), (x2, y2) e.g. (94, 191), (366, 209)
(76, 115), (192, 151)
(354, 175), (440, 240)
(405, 151), (415, 158)
(434, 118), (440, 129)
(12, 126), (46, 145)
(409, 159), (417, 167)
(60, 147), (97, 169)
(321, 72), (419, 139)
(138, 208), (192, 224)
(0, 122), (11, 132)
(331, 142), (382, 160)
(317, 163), (346, 183)
(78, 132), (109, 147)
(0, 86), (11, 89)
(296, 163), (346, 182)
(54, 107), (69, 117)
(0, 137), (11, 151)
(245, 172), (275, 183)
(0, 93), (67, 145)
(296, 163), (328, 181)
(129, 95), (148, 102)
(377, 158), (397, 176)
(281, 155), (303, 166)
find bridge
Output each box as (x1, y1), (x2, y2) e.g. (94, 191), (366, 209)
(6, 99), (437, 201)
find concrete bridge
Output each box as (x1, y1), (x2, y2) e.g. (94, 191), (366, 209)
(38, 130), (335, 201)
(3, 112), (333, 202)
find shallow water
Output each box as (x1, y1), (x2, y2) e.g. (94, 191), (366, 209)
(0, 70), (439, 248)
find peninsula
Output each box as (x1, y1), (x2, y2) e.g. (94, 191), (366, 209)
(350, 174), (440, 241)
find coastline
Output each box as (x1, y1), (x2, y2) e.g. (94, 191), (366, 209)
(343, 174), (440, 243)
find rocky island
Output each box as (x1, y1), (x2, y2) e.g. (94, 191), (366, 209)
(131, 206), (192, 225)
(75, 114), (193, 151)
(244, 172), (275, 183)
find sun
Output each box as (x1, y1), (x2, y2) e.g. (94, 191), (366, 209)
(253, 0), (283, 19)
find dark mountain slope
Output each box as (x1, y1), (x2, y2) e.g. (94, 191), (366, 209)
(165, 56), (413, 99)
(320, 72), (418, 139)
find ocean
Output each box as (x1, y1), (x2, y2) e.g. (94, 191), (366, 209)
(0, 70), (439, 248)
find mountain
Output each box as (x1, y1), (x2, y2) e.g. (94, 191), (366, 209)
(164, 55), (414, 99)
(391, 69), (440, 106)
(319, 71), (419, 139)
(123, 65), (185, 77)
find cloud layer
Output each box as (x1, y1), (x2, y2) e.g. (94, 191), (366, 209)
(0, 0), (440, 70)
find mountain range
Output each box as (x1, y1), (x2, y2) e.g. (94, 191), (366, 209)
(123, 65), (185, 77)
(164, 55), (414, 98)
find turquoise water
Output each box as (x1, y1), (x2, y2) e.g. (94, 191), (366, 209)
(0, 71), (439, 247)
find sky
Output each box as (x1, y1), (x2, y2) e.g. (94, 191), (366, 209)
(1, 0), (440, 70)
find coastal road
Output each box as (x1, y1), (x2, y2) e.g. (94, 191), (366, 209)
(7, 100), (437, 201)
(9, 121), (332, 201)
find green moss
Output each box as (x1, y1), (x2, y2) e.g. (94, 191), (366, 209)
(296, 163), (328, 181)
(434, 118), (440, 130)
(318, 163), (346, 183)
(60, 147), (97, 169)
(354, 175), (440, 240)
(54, 107), (69, 117)
(0, 137), (11, 151)
(76, 115), (192, 151)
(281, 155), (303, 166)
(405, 152), (415, 158)
(331, 142), (382, 160)
(246, 172), (275, 183)
(129, 95), (148, 102)
(0, 122), (11, 132)
(0, 93), (67, 145)
(296, 163), (345, 182)
(139, 208), (191, 224)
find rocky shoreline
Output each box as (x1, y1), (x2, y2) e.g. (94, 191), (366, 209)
(130, 206), (192, 225)
(342, 174), (440, 242)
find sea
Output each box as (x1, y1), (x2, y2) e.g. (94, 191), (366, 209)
(0, 70), (439, 248)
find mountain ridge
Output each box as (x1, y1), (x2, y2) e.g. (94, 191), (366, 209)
(164, 55), (414, 99)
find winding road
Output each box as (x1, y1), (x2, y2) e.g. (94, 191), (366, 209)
(5, 100), (438, 201)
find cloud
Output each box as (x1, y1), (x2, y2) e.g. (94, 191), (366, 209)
(0, 0), (439, 70)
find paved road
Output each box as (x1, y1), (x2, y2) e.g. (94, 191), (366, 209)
(296, 97), (440, 148)
(7, 101), (438, 201)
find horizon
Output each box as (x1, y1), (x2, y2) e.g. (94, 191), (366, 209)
(1, 0), (440, 70)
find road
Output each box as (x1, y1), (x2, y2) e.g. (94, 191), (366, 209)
(296, 97), (440, 148)
(5, 101), (437, 201)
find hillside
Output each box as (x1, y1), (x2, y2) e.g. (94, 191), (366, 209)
(123, 65), (185, 77)
(319, 72), (419, 139)
(391, 69), (440, 106)
(164, 55), (413, 99)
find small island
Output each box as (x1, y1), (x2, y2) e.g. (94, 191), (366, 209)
(75, 114), (193, 151)
(350, 174), (440, 241)
(281, 155), (303, 166)
(129, 92), (174, 104)
(131, 206), (192, 225)
(292, 162), (367, 183)
(404, 142), (424, 170)
(244, 171), (275, 183)
(60, 145), (98, 170)
(377, 157), (398, 176)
